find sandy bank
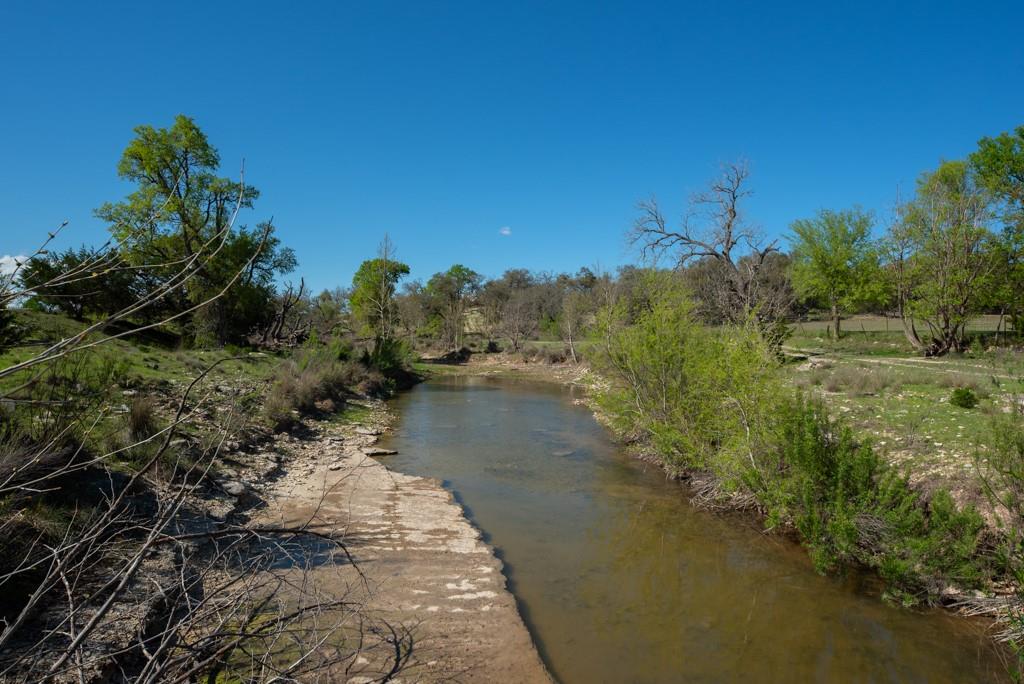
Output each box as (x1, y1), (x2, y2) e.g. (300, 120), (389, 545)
(259, 402), (551, 683)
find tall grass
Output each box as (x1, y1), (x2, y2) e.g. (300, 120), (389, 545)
(263, 346), (389, 431)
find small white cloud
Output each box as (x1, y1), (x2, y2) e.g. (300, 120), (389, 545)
(0, 255), (26, 276)
(498, 226), (512, 236)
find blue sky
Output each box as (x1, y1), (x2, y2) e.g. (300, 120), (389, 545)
(1, 1), (1022, 292)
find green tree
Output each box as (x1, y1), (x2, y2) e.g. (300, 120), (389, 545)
(349, 238), (410, 349)
(426, 264), (481, 350)
(886, 161), (996, 355)
(190, 223), (296, 345)
(788, 208), (882, 339)
(18, 246), (140, 320)
(594, 272), (781, 472)
(0, 269), (22, 351)
(95, 115), (294, 344)
(970, 125), (1024, 337)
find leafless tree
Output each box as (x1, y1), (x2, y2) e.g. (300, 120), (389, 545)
(498, 289), (540, 352)
(395, 281), (428, 346)
(261, 277), (308, 346)
(630, 161), (790, 325)
(560, 290), (587, 363)
(374, 234), (401, 346)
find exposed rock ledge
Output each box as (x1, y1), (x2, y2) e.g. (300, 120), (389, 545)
(261, 404), (551, 683)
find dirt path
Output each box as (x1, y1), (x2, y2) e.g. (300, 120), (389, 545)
(786, 346), (1019, 381)
(260, 408), (551, 683)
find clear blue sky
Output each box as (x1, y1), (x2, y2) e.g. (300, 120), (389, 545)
(2, 1), (1022, 292)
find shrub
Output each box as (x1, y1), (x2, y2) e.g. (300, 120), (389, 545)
(126, 396), (159, 440)
(594, 275), (992, 606)
(0, 306), (24, 352)
(936, 373), (991, 398)
(263, 345), (400, 431)
(370, 337), (415, 379)
(757, 396), (988, 602)
(950, 387), (979, 409)
(593, 273), (782, 474)
(977, 414), (1024, 654)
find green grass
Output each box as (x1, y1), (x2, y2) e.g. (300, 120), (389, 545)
(787, 314), (1015, 357)
(791, 314), (1007, 335)
(1, 310), (282, 394)
(1, 310), (286, 482)
(782, 350), (1024, 508)
(328, 402), (374, 425)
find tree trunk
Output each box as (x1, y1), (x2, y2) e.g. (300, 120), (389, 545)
(831, 301), (841, 340)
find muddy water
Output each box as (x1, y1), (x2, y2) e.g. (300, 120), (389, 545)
(383, 376), (1009, 683)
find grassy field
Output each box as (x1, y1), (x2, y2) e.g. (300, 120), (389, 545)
(787, 314), (1013, 357)
(782, 322), (1024, 515)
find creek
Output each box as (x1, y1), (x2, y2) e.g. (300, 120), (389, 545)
(382, 375), (1008, 683)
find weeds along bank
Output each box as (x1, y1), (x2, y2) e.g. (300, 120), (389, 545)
(585, 274), (1024, 662)
(0, 310), (417, 682)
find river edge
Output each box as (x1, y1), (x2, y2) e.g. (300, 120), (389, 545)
(255, 397), (553, 683)
(419, 355), (1019, 667)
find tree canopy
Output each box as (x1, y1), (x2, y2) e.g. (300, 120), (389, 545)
(788, 208), (882, 338)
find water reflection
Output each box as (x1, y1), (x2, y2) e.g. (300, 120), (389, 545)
(384, 376), (1009, 683)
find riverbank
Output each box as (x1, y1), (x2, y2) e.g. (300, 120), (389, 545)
(257, 400), (551, 682)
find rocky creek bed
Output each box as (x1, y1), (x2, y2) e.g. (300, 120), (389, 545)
(257, 401), (551, 682)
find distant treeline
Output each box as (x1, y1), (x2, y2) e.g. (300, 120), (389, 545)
(4, 119), (1023, 360)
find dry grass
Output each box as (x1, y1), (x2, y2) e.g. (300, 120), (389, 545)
(817, 365), (900, 396)
(126, 395), (159, 439)
(263, 354), (390, 431)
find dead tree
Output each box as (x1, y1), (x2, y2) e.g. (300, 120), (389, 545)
(262, 277), (307, 346)
(630, 161), (789, 326)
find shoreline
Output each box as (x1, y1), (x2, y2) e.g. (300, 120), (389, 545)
(420, 354), (1017, 660)
(256, 397), (552, 682)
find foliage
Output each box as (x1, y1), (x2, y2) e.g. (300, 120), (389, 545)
(425, 264), (481, 350)
(593, 272), (782, 476)
(788, 208), (884, 338)
(949, 387), (979, 409)
(0, 306), (22, 353)
(349, 255), (410, 343)
(757, 396), (988, 601)
(94, 115), (295, 345)
(594, 277), (992, 604)
(971, 125), (1024, 337)
(18, 246), (140, 320)
(887, 161), (996, 355)
(366, 336), (417, 385)
(190, 222), (297, 345)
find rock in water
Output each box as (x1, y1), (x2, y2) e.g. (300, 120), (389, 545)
(361, 447), (397, 456)
(355, 426), (383, 436)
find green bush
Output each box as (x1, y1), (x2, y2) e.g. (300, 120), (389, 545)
(757, 395), (988, 602)
(0, 306), (24, 352)
(593, 272), (782, 475)
(263, 343), (399, 431)
(593, 277), (991, 605)
(950, 387), (979, 408)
